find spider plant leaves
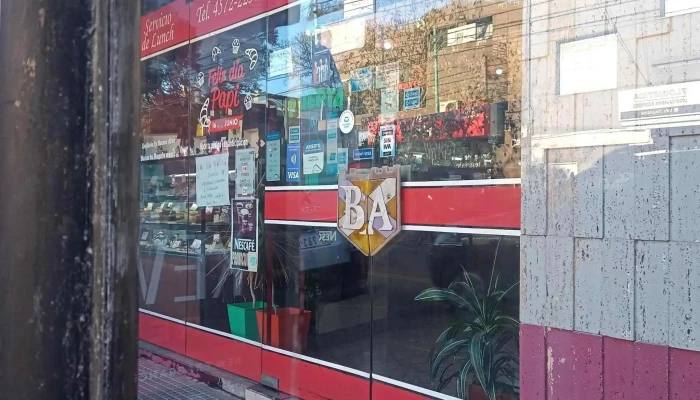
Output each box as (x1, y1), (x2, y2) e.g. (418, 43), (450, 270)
(436, 367), (461, 392)
(430, 339), (470, 379)
(474, 330), (518, 400)
(414, 288), (473, 310)
(470, 332), (492, 397)
(456, 358), (473, 399)
(429, 321), (471, 365)
(418, 236), (520, 399)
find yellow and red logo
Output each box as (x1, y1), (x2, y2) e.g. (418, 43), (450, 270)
(337, 166), (401, 256)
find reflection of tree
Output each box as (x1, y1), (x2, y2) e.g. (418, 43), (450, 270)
(141, 56), (191, 108)
(288, 33), (314, 79)
(140, 51), (196, 139)
(328, 1), (522, 178)
(193, 29), (272, 95)
(140, 7), (195, 136)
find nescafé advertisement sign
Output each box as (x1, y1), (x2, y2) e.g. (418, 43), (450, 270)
(337, 166), (401, 256)
(230, 198), (259, 272)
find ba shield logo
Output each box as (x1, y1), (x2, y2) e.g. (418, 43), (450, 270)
(338, 166), (401, 256)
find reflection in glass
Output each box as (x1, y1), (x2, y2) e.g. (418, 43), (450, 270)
(372, 233), (520, 399)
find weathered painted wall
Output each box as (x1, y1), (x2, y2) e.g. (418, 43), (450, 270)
(521, 0), (700, 398)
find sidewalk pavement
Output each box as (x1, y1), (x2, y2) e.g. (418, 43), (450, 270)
(138, 358), (240, 400)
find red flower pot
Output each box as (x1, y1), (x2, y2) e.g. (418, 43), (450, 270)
(256, 307), (312, 353)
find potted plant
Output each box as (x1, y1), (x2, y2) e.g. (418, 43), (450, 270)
(256, 304), (311, 353)
(214, 159), (312, 351)
(211, 169), (271, 342)
(415, 237), (519, 400)
(225, 271), (266, 341)
(255, 229), (311, 353)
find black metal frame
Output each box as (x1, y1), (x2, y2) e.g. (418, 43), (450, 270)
(0, 0), (140, 398)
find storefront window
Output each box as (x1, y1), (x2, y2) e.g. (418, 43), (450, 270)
(138, 0), (522, 398)
(372, 233), (520, 398)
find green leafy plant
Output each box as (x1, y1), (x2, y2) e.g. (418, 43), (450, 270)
(415, 238), (519, 400)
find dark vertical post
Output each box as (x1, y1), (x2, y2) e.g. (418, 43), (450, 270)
(432, 26), (440, 113)
(0, 0), (140, 398)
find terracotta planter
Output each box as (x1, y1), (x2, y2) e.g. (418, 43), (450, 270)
(256, 307), (312, 353)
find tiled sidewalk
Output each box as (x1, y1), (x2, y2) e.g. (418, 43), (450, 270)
(138, 358), (238, 400)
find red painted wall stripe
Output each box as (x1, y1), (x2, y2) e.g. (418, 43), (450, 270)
(603, 336), (634, 400)
(371, 381), (428, 400)
(670, 347), (700, 400)
(141, 0), (295, 58)
(140, 0), (190, 58)
(139, 313), (187, 355)
(402, 186), (520, 229)
(189, 0), (291, 39)
(139, 313), (447, 400)
(521, 326), (700, 400)
(634, 342), (669, 400)
(572, 332), (602, 400)
(265, 189), (337, 222)
(261, 350), (369, 400)
(184, 326), (261, 382)
(265, 186), (521, 229)
(520, 324), (545, 400)
(547, 328), (574, 400)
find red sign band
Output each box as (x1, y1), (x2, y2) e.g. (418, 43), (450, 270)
(209, 115), (243, 133)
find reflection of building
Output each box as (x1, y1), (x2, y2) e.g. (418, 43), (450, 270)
(324, 1), (523, 179)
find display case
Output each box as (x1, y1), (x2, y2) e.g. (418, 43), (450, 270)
(137, 157), (236, 327)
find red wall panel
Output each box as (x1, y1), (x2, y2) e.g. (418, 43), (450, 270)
(521, 327), (700, 400)
(670, 347), (700, 400)
(603, 336), (635, 400)
(634, 342), (669, 400)
(371, 381), (428, 400)
(139, 313), (187, 355)
(140, 0), (297, 58)
(140, 0), (189, 57)
(261, 350), (369, 400)
(138, 313), (457, 400)
(265, 185), (521, 229)
(188, 0), (291, 39)
(265, 189), (337, 222)
(402, 186), (521, 229)
(184, 327), (261, 381)
(520, 324), (546, 400)
(572, 332), (603, 400)
(547, 328), (575, 400)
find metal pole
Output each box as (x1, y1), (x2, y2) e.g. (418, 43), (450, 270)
(432, 27), (440, 113)
(0, 0), (140, 398)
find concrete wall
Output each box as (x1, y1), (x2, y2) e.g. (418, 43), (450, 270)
(520, 0), (700, 398)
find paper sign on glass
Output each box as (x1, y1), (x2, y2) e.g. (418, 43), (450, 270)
(195, 153), (230, 207)
(338, 148), (348, 173)
(286, 144), (301, 182)
(326, 120), (338, 175)
(288, 125), (301, 144)
(379, 125), (396, 158)
(235, 148), (256, 198)
(403, 88), (421, 110)
(230, 198), (259, 272)
(266, 132), (281, 181)
(303, 140), (324, 175)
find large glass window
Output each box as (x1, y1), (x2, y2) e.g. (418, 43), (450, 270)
(372, 233), (520, 398)
(138, 0), (523, 399)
